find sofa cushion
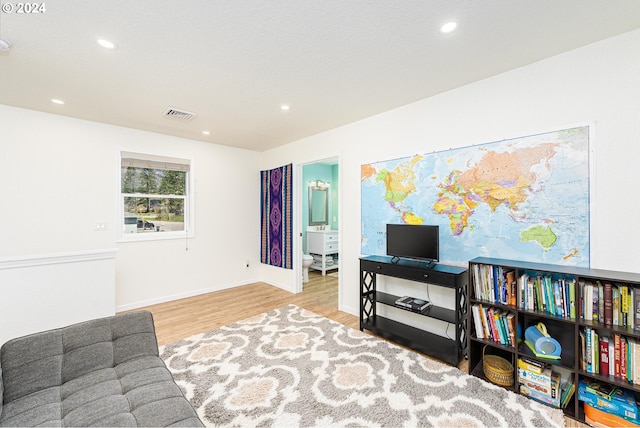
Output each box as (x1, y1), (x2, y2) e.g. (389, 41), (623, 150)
(0, 312), (203, 427)
(1, 331), (63, 405)
(0, 387), (62, 426)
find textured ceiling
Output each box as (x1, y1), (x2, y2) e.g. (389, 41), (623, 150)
(1, 1), (640, 151)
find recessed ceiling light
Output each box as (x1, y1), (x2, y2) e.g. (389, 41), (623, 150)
(280, 104), (290, 111)
(96, 38), (117, 50)
(440, 21), (458, 34)
(51, 98), (65, 105)
(202, 131), (210, 135)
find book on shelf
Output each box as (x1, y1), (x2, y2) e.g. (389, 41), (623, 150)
(580, 328), (604, 375)
(585, 379), (616, 400)
(584, 403), (639, 428)
(635, 288), (640, 331)
(621, 337), (628, 381)
(579, 328), (640, 383)
(517, 273), (576, 319)
(621, 285), (630, 328)
(634, 338), (640, 384)
(471, 264), (516, 307)
(580, 281), (636, 329)
(584, 281), (594, 321)
(520, 382), (561, 408)
(394, 296), (432, 312)
(599, 281), (605, 321)
(487, 307), (500, 343)
(518, 366), (554, 395)
(518, 356), (547, 374)
(559, 373), (576, 409)
(471, 304), (484, 339)
(506, 270), (516, 306)
(615, 333), (622, 379)
(604, 282), (613, 326)
(518, 363), (572, 409)
(492, 308), (504, 344)
(579, 329), (585, 371)
(613, 286), (620, 325)
(609, 337), (615, 376)
(505, 312), (516, 347)
(578, 379), (639, 422)
(569, 280), (577, 319)
(599, 336), (610, 375)
(474, 305), (516, 346)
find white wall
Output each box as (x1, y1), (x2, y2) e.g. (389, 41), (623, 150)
(0, 249), (117, 345)
(262, 29), (640, 317)
(0, 106), (261, 312)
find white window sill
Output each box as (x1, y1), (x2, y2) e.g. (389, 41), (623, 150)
(117, 231), (194, 243)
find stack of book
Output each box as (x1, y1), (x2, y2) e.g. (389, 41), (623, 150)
(518, 357), (575, 408)
(578, 379), (640, 425)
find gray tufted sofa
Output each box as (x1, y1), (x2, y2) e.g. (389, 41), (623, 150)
(0, 311), (203, 427)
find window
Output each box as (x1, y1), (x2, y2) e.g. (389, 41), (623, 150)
(119, 151), (192, 241)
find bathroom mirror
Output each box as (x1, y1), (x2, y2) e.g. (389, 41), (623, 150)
(309, 186), (328, 226)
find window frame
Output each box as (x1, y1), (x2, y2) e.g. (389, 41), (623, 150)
(117, 149), (195, 243)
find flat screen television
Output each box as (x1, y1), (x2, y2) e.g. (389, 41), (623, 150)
(386, 224), (439, 264)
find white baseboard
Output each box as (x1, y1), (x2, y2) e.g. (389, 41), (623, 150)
(261, 279), (296, 294)
(115, 278), (260, 312)
(339, 303), (359, 317)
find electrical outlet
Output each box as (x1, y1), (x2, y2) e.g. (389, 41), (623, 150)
(95, 222), (108, 231)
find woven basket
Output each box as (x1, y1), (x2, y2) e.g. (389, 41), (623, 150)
(482, 345), (514, 387)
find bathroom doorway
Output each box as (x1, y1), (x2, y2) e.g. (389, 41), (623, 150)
(298, 156), (339, 309)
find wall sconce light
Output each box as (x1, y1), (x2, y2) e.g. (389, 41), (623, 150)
(309, 180), (330, 188)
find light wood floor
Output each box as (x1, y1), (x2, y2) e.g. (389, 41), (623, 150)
(120, 270), (355, 346)
(120, 270), (585, 427)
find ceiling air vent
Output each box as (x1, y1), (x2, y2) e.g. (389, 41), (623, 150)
(162, 106), (197, 122)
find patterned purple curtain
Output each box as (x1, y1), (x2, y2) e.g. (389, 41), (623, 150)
(260, 164), (293, 269)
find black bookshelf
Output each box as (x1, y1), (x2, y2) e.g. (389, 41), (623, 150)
(468, 256), (640, 424)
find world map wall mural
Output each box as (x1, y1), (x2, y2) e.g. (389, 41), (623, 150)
(361, 126), (591, 267)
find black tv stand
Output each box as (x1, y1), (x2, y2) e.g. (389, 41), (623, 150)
(360, 255), (468, 366)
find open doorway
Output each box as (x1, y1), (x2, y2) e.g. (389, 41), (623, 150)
(297, 157), (339, 309)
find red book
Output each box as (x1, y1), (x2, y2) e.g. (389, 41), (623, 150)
(614, 334), (621, 378)
(488, 307), (499, 342)
(621, 337), (627, 380)
(604, 282), (613, 326)
(599, 336), (610, 375)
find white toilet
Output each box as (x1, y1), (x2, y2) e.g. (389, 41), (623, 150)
(302, 254), (314, 283)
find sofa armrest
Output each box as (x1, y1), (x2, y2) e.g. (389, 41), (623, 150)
(1, 365), (4, 417)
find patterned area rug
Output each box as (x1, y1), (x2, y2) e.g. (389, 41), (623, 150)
(160, 305), (565, 427)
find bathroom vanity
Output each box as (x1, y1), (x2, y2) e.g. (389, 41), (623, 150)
(307, 230), (339, 275)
